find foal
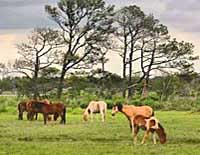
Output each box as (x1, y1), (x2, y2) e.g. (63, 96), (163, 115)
(83, 101), (107, 122)
(133, 115), (166, 144)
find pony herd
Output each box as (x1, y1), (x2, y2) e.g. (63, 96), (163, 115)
(17, 99), (166, 145)
(18, 99), (66, 124)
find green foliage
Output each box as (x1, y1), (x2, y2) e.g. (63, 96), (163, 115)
(0, 96), (19, 113)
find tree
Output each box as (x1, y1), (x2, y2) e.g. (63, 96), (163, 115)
(45, 0), (115, 98)
(114, 6), (198, 98)
(114, 6), (151, 97)
(140, 23), (198, 97)
(15, 28), (63, 98)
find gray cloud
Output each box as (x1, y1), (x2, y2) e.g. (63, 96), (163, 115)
(1, 0), (200, 33)
(0, 0), (58, 29)
(0, 0), (57, 7)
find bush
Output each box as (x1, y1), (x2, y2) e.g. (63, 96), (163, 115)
(0, 96), (20, 113)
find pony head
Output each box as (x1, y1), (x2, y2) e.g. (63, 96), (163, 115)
(111, 103), (123, 116)
(83, 109), (91, 121)
(157, 123), (167, 144)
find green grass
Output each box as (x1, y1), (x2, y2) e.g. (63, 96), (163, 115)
(0, 111), (199, 155)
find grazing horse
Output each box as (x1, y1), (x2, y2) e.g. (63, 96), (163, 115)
(111, 103), (154, 131)
(83, 101), (107, 122)
(27, 101), (66, 124)
(133, 115), (167, 144)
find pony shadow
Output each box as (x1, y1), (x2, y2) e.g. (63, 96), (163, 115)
(86, 137), (129, 143)
(170, 137), (200, 144)
(18, 137), (33, 142)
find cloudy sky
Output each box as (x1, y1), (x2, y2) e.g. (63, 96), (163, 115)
(1, 0), (200, 75)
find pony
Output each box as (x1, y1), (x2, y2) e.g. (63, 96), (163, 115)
(27, 100), (66, 124)
(111, 103), (154, 132)
(83, 101), (107, 122)
(18, 100), (40, 120)
(18, 101), (28, 120)
(133, 115), (167, 144)
(20, 99), (51, 120)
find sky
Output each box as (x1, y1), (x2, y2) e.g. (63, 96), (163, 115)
(1, 0), (200, 75)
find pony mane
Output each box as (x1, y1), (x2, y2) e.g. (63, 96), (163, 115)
(116, 103), (123, 111)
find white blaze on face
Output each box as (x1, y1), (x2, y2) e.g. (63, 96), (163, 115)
(111, 106), (118, 115)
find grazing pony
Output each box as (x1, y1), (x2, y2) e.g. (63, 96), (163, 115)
(83, 101), (107, 122)
(111, 103), (154, 131)
(27, 101), (66, 124)
(133, 115), (166, 144)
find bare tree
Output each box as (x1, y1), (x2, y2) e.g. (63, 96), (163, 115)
(114, 5), (146, 97)
(15, 28), (63, 98)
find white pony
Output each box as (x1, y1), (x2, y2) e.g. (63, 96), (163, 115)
(83, 101), (107, 122)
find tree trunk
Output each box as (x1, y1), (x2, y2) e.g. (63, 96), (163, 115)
(57, 68), (66, 98)
(33, 56), (40, 99)
(128, 52), (133, 98)
(142, 79), (148, 98)
(122, 32), (128, 98)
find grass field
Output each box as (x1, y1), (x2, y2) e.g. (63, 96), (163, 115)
(0, 111), (199, 155)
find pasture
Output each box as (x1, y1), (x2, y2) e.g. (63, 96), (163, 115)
(0, 110), (199, 155)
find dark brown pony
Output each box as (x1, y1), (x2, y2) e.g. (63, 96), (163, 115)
(133, 115), (166, 144)
(27, 101), (66, 124)
(18, 99), (51, 120)
(18, 101), (28, 120)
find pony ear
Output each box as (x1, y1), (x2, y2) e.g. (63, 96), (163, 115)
(88, 109), (91, 114)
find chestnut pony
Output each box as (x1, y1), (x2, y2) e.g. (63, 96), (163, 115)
(27, 100), (66, 124)
(133, 115), (166, 144)
(111, 103), (154, 131)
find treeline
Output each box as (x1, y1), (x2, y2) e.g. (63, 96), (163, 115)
(1, 70), (200, 110)
(0, 0), (199, 105)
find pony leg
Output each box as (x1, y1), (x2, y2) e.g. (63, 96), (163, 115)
(43, 114), (47, 125)
(152, 132), (156, 144)
(35, 113), (38, 120)
(100, 111), (105, 122)
(133, 125), (139, 145)
(131, 118), (135, 136)
(18, 112), (23, 120)
(141, 130), (150, 144)
(27, 112), (30, 120)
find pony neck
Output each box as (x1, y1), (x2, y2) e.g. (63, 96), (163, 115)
(120, 105), (134, 120)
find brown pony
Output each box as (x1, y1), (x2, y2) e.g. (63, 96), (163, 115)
(18, 101), (28, 120)
(133, 115), (167, 144)
(111, 103), (154, 131)
(27, 100), (66, 124)
(18, 99), (51, 120)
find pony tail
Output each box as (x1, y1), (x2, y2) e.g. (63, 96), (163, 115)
(63, 106), (66, 124)
(155, 123), (167, 144)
